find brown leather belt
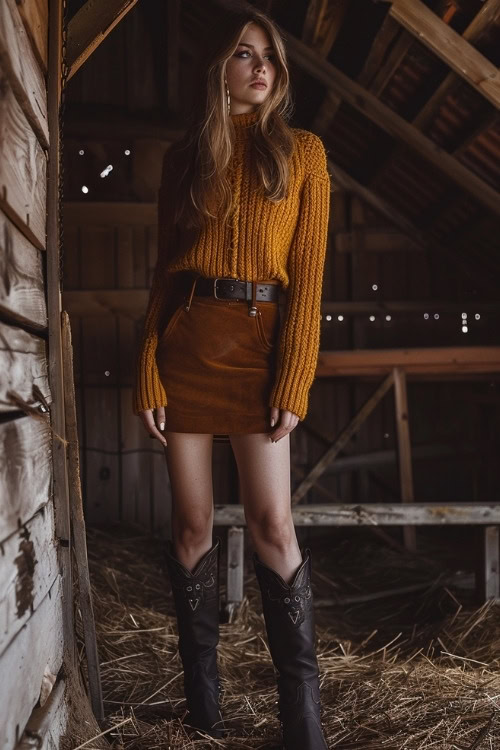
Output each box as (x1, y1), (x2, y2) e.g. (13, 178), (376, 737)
(193, 275), (281, 303)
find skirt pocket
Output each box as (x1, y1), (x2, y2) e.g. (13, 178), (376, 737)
(255, 305), (280, 352)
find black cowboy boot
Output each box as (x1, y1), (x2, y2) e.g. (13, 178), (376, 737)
(164, 538), (225, 738)
(254, 549), (328, 750)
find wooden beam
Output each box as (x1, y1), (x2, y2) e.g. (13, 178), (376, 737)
(213, 503), (500, 526)
(413, 0), (500, 129)
(64, 201), (156, 226)
(66, 0), (139, 81)
(282, 31), (500, 217)
(330, 160), (500, 293)
(64, 106), (184, 141)
(387, 0), (500, 110)
(302, 0), (348, 57)
(322, 300), (500, 315)
(215, 2), (500, 217)
(360, 17), (413, 96)
(357, 14), (401, 89)
(63, 289), (148, 318)
(62, 289), (500, 325)
(291, 373), (395, 505)
(316, 346), (500, 377)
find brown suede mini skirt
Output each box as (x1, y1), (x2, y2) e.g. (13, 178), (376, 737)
(155, 272), (282, 434)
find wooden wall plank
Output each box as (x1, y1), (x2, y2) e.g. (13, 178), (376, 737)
(80, 226), (115, 289)
(0, 67), (47, 248)
(0, 576), (64, 750)
(0, 418), (52, 538)
(16, 679), (68, 750)
(0, 0), (49, 146)
(120, 386), (153, 530)
(17, 0), (49, 72)
(0, 322), (51, 414)
(0, 211), (47, 329)
(83, 388), (119, 523)
(0, 505), (59, 658)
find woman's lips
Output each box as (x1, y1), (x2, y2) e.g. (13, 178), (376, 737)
(250, 82), (267, 89)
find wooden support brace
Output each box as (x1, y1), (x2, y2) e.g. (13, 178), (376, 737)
(291, 372), (394, 505)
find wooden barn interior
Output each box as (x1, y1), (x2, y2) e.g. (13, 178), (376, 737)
(1, 0), (500, 747)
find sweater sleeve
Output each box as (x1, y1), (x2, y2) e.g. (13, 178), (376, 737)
(269, 133), (331, 420)
(132, 148), (179, 414)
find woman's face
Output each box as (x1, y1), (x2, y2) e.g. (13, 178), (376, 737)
(225, 23), (277, 114)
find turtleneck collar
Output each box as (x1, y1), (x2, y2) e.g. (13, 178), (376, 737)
(230, 108), (260, 140)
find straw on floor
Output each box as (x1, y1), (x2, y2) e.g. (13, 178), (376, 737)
(70, 525), (500, 749)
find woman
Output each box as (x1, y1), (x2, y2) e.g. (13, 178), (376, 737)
(134, 6), (331, 749)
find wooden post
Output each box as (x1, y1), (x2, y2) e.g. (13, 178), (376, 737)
(483, 526), (500, 601)
(47, 0), (75, 664)
(62, 312), (104, 721)
(393, 367), (416, 551)
(226, 527), (244, 622)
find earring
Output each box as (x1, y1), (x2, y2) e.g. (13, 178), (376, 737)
(224, 76), (231, 115)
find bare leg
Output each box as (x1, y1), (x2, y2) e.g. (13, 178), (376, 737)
(164, 432), (214, 571)
(228, 432), (301, 582)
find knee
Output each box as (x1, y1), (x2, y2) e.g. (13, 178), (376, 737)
(173, 508), (212, 549)
(246, 508), (294, 551)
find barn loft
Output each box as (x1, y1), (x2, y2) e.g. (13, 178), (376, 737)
(1, 0), (500, 747)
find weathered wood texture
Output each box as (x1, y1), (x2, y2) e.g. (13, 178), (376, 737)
(317, 347), (500, 377)
(17, 0), (49, 71)
(16, 679), (68, 750)
(0, 64), (47, 249)
(214, 503), (500, 527)
(0, 322), (51, 414)
(0, 505), (59, 657)
(388, 0), (500, 109)
(0, 211), (47, 329)
(62, 312), (103, 720)
(0, 417), (52, 538)
(0, 576), (64, 750)
(0, 0), (49, 146)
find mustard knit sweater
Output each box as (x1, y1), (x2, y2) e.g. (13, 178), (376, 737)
(134, 108), (331, 420)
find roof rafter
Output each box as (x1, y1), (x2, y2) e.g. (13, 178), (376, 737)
(330, 160), (499, 294)
(413, 0), (500, 128)
(385, 0), (500, 110)
(211, 0), (500, 217)
(67, 0), (138, 81)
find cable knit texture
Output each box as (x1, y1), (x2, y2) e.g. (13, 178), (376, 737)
(134, 109), (331, 420)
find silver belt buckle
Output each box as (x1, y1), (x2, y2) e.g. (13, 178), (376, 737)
(213, 277), (240, 300)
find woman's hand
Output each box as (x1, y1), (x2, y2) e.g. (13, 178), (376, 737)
(269, 407), (299, 443)
(138, 407), (167, 447)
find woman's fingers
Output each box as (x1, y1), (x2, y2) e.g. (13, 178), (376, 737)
(269, 409), (299, 442)
(139, 409), (167, 446)
(270, 406), (280, 428)
(156, 406), (166, 432)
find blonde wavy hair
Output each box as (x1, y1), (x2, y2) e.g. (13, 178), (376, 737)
(170, 5), (296, 231)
